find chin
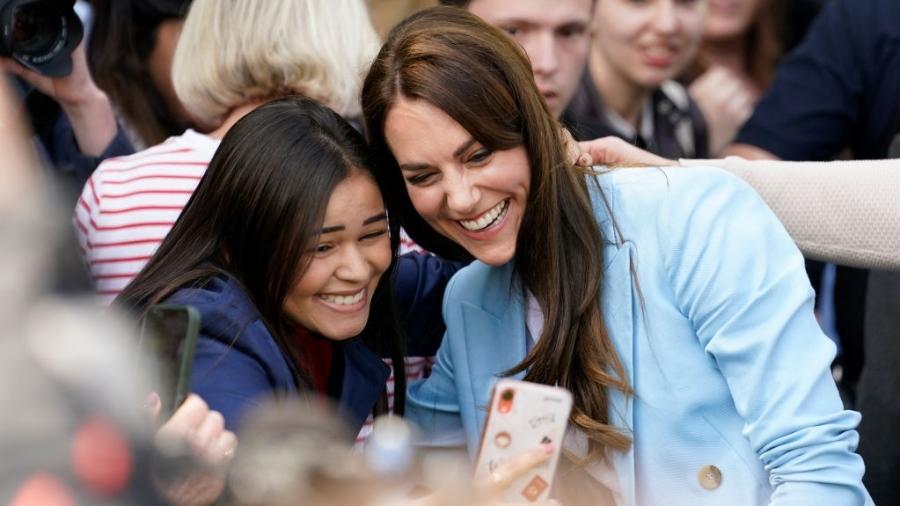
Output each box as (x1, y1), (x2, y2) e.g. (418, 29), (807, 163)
(473, 244), (517, 267)
(317, 320), (368, 341)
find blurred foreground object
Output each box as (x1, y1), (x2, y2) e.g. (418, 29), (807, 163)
(227, 401), (505, 506)
(227, 400), (380, 506)
(0, 0), (83, 77)
(0, 61), (162, 506)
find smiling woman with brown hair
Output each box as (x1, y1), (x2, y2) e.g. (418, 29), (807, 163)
(362, 6), (872, 504)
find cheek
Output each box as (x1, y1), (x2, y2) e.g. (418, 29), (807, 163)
(407, 187), (442, 220)
(372, 243), (393, 276)
(287, 266), (326, 309)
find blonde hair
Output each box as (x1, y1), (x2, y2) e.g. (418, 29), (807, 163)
(172, 0), (379, 126)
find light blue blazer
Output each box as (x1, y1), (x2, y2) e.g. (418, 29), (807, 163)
(406, 166), (873, 505)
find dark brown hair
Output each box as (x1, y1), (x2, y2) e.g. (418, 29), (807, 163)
(116, 96), (405, 413)
(362, 6), (630, 456)
(89, 0), (193, 145)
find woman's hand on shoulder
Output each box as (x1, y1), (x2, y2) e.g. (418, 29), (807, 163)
(576, 136), (675, 167)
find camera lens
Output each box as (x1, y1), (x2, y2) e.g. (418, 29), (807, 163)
(12, 2), (62, 56)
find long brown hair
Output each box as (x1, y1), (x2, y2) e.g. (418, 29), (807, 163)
(116, 96), (405, 413)
(362, 6), (630, 455)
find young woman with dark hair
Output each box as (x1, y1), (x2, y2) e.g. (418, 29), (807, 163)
(116, 96), (457, 432)
(362, 7), (872, 504)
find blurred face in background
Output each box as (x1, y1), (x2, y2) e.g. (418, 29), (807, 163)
(593, 0), (707, 91)
(466, 0), (595, 116)
(704, 0), (763, 40)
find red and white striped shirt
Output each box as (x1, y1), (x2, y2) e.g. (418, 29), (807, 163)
(74, 130), (221, 304)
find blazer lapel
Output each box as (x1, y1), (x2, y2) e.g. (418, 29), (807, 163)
(459, 264), (529, 441)
(602, 242), (637, 506)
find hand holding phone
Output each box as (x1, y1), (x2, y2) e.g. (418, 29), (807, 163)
(474, 379), (573, 503)
(138, 304), (201, 418)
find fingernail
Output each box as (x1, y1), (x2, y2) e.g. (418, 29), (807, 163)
(541, 442), (554, 454)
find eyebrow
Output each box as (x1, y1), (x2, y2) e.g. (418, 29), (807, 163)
(319, 212), (387, 234)
(398, 137), (478, 171)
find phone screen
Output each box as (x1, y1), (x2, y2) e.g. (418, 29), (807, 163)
(139, 305), (201, 417)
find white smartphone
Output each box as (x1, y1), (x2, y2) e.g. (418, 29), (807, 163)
(474, 379), (573, 503)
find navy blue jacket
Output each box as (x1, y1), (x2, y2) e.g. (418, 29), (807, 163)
(736, 0), (900, 160)
(165, 253), (461, 433)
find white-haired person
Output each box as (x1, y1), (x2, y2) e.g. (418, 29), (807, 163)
(75, 0), (379, 304)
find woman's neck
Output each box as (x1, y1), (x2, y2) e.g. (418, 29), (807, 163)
(208, 101), (265, 140)
(589, 48), (650, 130)
(700, 36), (749, 79)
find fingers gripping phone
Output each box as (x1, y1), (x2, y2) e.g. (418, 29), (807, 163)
(138, 304), (201, 417)
(475, 379), (573, 503)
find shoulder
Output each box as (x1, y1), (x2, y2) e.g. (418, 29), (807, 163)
(92, 130), (218, 179)
(593, 165), (755, 224)
(165, 275), (268, 347)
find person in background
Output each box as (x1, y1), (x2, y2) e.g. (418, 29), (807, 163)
(684, 0), (783, 155)
(564, 0), (710, 158)
(2, 42), (132, 192)
(724, 0), (900, 502)
(89, 0), (201, 148)
(75, 0), (378, 304)
(439, 0), (595, 121)
(362, 7), (871, 503)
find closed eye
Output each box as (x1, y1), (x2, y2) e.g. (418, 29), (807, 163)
(467, 148), (493, 164)
(361, 229), (388, 241)
(406, 172), (437, 185)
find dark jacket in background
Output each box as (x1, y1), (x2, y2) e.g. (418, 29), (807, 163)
(563, 71), (709, 159)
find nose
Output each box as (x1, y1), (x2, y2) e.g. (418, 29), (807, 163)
(524, 31), (559, 77)
(335, 244), (372, 283)
(651, 0), (679, 35)
(443, 169), (481, 216)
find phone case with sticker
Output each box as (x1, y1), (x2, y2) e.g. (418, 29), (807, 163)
(474, 379), (573, 503)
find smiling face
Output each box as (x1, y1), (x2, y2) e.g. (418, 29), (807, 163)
(384, 97), (530, 266)
(593, 0), (707, 91)
(704, 0), (762, 40)
(282, 170), (391, 340)
(466, 0), (595, 116)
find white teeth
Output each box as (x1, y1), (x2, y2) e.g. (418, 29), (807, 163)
(319, 289), (364, 305)
(459, 200), (508, 231)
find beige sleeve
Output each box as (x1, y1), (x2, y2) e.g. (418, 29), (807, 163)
(679, 157), (900, 270)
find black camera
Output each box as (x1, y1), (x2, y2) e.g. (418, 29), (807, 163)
(0, 0), (82, 77)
